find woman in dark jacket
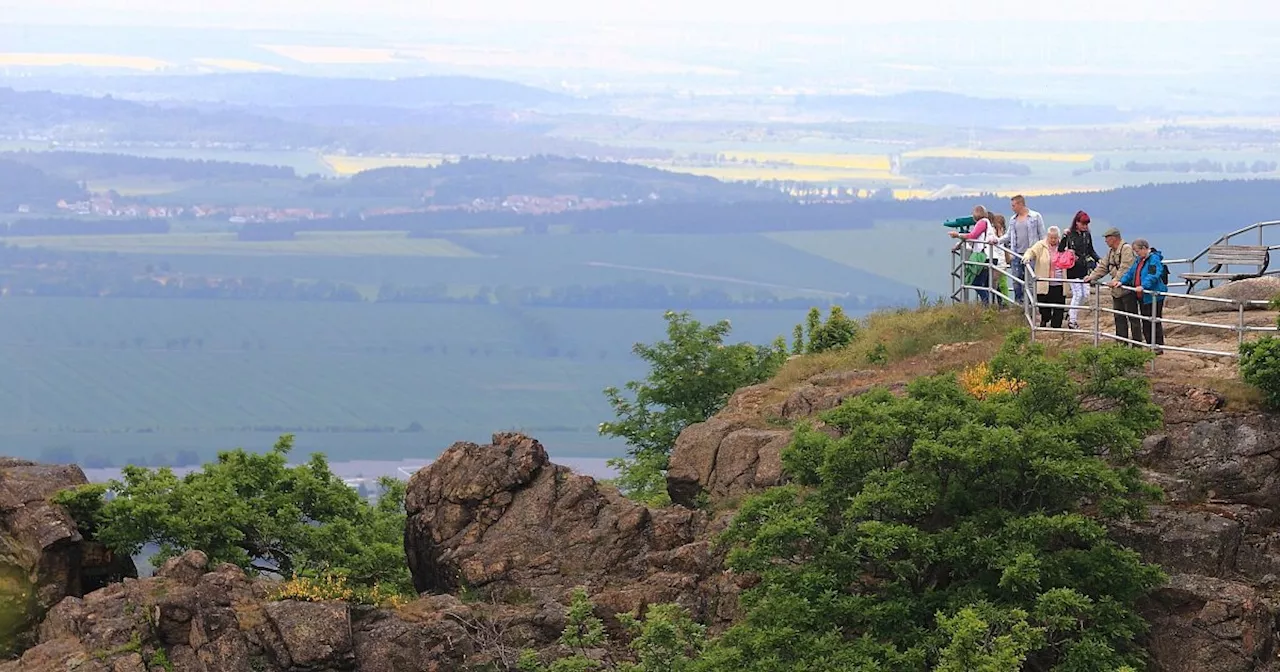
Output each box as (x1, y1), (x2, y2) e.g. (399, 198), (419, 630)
(1058, 210), (1101, 328)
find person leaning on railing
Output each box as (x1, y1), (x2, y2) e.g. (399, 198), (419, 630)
(1023, 226), (1067, 329)
(1084, 226), (1143, 344)
(1112, 238), (1167, 352)
(950, 205), (995, 304)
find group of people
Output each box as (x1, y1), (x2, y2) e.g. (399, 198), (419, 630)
(949, 194), (1168, 349)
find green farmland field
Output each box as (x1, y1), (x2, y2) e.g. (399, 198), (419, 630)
(0, 297), (813, 465)
(98, 232), (922, 301)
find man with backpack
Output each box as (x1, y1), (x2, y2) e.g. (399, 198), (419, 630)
(1085, 227), (1142, 344)
(1112, 238), (1167, 351)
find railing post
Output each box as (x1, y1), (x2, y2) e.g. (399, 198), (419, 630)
(1092, 282), (1101, 346)
(1026, 265), (1036, 343)
(1239, 301), (1247, 348)
(950, 246), (958, 305)
(987, 240), (995, 306)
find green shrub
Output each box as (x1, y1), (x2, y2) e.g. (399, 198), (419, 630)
(792, 306), (859, 355)
(52, 435), (412, 593)
(518, 587), (705, 672)
(698, 332), (1165, 671)
(1240, 336), (1280, 408)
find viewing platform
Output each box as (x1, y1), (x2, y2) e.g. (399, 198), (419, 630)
(948, 219), (1280, 370)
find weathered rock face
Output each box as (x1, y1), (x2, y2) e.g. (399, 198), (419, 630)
(1143, 574), (1279, 672)
(404, 432), (736, 623)
(2, 549), (546, 672)
(1112, 389), (1280, 672)
(0, 458), (135, 656)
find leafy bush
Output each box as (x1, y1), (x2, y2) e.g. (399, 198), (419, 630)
(518, 587), (705, 672)
(1240, 336), (1280, 408)
(698, 332), (1165, 671)
(53, 435), (412, 593)
(601, 311), (787, 505)
(791, 306), (859, 355)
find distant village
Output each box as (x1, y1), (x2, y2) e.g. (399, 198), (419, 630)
(49, 192), (638, 223)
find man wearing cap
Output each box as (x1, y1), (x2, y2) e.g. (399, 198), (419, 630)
(1085, 226), (1142, 344)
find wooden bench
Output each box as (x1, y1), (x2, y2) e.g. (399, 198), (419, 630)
(1182, 244), (1270, 291)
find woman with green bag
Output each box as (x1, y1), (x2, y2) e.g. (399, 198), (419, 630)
(952, 210), (1009, 306)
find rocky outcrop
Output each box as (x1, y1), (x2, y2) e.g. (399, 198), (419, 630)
(665, 371), (906, 509)
(403, 432), (736, 625)
(8, 357), (1280, 672)
(2, 549), (554, 672)
(0, 459), (135, 656)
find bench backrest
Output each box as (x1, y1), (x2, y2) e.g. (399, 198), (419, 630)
(1206, 244), (1270, 266)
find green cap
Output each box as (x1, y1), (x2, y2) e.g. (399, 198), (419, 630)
(1102, 227), (1121, 238)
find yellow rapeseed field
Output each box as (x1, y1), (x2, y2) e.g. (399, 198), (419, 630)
(902, 148), (1094, 163)
(0, 53), (169, 70)
(322, 155), (446, 176)
(719, 151), (892, 171)
(892, 189), (938, 200)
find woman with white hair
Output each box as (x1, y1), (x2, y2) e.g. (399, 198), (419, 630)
(1022, 225), (1068, 328)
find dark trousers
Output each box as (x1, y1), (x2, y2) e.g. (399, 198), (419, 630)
(1037, 285), (1065, 328)
(1112, 293), (1143, 344)
(972, 269), (992, 305)
(1140, 300), (1165, 347)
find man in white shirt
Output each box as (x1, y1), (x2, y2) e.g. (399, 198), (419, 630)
(1001, 194), (1045, 304)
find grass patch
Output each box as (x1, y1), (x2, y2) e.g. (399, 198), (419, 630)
(770, 303), (1022, 390)
(1186, 376), (1265, 411)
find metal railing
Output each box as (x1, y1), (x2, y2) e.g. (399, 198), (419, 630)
(949, 238), (1279, 361)
(1163, 219), (1280, 294)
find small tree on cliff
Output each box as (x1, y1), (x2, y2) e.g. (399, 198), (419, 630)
(697, 331), (1166, 671)
(601, 311), (787, 505)
(54, 435), (411, 593)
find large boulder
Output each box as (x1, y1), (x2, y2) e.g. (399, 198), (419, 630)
(404, 432), (726, 621)
(1175, 276), (1280, 315)
(665, 419), (790, 509)
(0, 458), (135, 656)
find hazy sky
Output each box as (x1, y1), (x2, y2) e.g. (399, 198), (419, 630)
(6, 0), (1280, 25)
